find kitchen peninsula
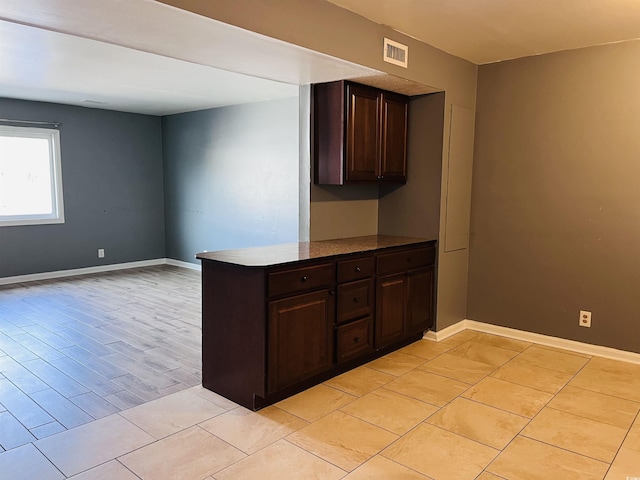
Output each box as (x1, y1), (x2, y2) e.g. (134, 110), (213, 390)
(197, 235), (436, 410)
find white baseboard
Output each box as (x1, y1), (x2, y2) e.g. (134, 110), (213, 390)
(423, 321), (467, 342)
(0, 258), (199, 286)
(165, 259), (201, 271)
(424, 319), (640, 365)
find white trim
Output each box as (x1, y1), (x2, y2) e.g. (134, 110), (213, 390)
(423, 321), (467, 342)
(424, 319), (640, 365)
(165, 258), (201, 271)
(0, 258), (195, 285)
(0, 126), (65, 227)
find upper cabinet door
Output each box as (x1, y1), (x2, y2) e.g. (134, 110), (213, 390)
(380, 92), (408, 183)
(345, 83), (380, 183)
(313, 80), (409, 185)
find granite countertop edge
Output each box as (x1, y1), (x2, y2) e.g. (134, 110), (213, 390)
(196, 235), (436, 267)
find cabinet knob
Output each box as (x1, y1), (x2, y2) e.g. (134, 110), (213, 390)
(353, 336), (360, 343)
(329, 290), (336, 296)
(353, 297), (359, 303)
(354, 266), (361, 272)
(301, 276), (308, 282)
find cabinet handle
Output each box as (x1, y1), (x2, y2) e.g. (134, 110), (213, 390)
(301, 276), (308, 282)
(353, 297), (359, 303)
(354, 266), (361, 272)
(353, 336), (360, 343)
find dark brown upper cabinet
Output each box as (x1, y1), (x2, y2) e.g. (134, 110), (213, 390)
(313, 80), (409, 185)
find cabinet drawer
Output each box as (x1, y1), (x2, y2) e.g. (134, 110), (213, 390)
(376, 246), (435, 275)
(336, 317), (374, 364)
(337, 278), (374, 324)
(337, 256), (374, 283)
(268, 263), (335, 297)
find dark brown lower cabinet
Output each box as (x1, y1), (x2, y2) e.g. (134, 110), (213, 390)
(375, 268), (434, 348)
(268, 289), (334, 393)
(375, 273), (407, 348)
(198, 237), (436, 410)
(375, 248), (435, 348)
(406, 267), (434, 334)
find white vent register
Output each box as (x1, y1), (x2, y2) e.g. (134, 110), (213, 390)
(383, 38), (408, 68)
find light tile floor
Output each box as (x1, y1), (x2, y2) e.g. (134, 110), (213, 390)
(1, 270), (640, 478)
(0, 333), (638, 479)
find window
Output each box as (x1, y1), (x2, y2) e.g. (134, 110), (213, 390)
(0, 125), (64, 226)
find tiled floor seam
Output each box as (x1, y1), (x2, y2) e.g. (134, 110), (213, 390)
(517, 432), (613, 465)
(543, 403), (633, 429)
(489, 362), (617, 472)
(605, 409), (640, 478)
(338, 396), (430, 437)
(474, 350), (584, 476)
(30, 442), (68, 479)
(417, 421), (503, 455)
(484, 369), (573, 395)
(385, 456), (437, 480)
(566, 379), (640, 404)
(430, 399), (530, 452)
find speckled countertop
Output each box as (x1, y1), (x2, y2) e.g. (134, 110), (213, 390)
(196, 235), (435, 267)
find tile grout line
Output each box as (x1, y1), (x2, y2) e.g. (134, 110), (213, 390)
(603, 409), (640, 479)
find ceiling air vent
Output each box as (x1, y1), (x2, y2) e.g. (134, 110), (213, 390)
(383, 38), (408, 68)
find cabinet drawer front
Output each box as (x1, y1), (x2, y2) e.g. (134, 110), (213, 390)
(336, 317), (374, 364)
(337, 278), (374, 323)
(337, 256), (375, 283)
(376, 246), (435, 275)
(268, 263), (335, 297)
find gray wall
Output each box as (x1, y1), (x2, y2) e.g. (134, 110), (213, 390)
(379, 92), (444, 242)
(0, 98), (165, 278)
(468, 40), (640, 353)
(162, 97), (300, 263)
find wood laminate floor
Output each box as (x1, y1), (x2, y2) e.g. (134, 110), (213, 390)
(0, 266), (639, 479)
(0, 265), (201, 448)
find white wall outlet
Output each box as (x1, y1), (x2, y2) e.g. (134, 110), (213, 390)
(579, 310), (591, 328)
(98, 248), (105, 258)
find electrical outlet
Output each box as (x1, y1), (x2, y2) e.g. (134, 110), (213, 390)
(98, 248), (105, 259)
(579, 310), (591, 328)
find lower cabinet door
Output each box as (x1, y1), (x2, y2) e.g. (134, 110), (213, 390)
(268, 289), (335, 393)
(406, 267), (434, 334)
(375, 273), (406, 348)
(336, 317), (374, 363)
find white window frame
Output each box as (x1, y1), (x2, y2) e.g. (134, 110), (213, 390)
(0, 125), (65, 227)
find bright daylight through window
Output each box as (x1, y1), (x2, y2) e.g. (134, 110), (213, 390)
(0, 124), (64, 227)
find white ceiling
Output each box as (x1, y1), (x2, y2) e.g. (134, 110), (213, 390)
(326, 0), (640, 65)
(4, 1), (639, 115)
(0, 20), (302, 116)
(0, 0), (380, 115)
